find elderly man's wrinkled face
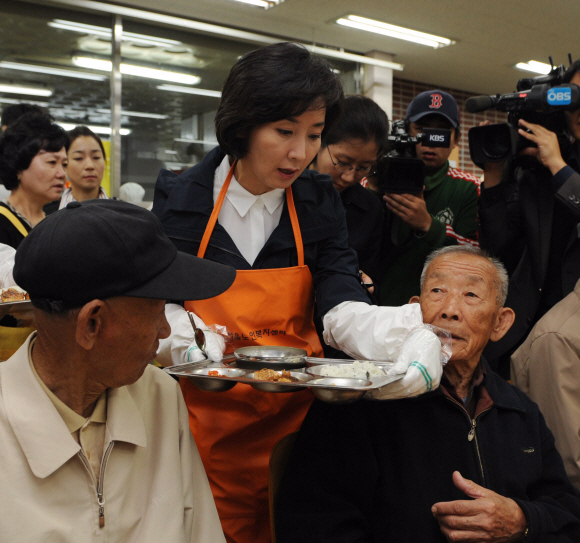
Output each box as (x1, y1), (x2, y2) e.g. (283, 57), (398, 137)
(101, 297), (171, 387)
(411, 253), (513, 369)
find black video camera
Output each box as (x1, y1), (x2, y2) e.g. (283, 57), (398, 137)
(375, 120), (452, 194)
(467, 57), (580, 167)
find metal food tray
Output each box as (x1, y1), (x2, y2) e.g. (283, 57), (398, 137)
(0, 299), (33, 319)
(164, 357), (403, 403)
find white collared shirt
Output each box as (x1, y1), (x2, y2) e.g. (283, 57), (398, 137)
(213, 156), (285, 265)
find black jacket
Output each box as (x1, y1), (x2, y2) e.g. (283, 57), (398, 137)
(275, 362), (580, 543)
(0, 202), (31, 249)
(152, 147), (369, 318)
(479, 160), (580, 364)
(340, 183), (383, 283)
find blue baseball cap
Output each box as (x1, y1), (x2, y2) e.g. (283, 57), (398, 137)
(406, 90), (460, 128)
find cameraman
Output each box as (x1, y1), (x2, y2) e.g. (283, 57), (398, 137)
(479, 61), (580, 376)
(379, 90), (480, 306)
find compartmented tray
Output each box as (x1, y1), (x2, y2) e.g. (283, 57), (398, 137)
(0, 299), (33, 319)
(164, 356), (403, 403)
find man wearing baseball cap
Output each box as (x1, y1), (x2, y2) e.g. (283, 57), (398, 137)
(0, 199), (236, 542)
(379, 89), (480, 306)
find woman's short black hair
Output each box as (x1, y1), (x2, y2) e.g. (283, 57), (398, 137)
(321, 95), (389, 154)
(215, 42), (344, 159)
(68, 125), (106, 160)
(0, 113), (69, 191)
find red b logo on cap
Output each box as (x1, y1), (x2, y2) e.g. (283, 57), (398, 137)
(430, 94), (442, 109)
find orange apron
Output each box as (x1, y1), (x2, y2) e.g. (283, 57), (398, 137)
(183, 162), (323, 543)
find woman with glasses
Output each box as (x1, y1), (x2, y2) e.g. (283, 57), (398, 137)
(310, 95), (388, 289)
(153, 43), (434, 543)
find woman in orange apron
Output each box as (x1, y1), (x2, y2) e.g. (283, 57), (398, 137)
(153, 42), (375, 543)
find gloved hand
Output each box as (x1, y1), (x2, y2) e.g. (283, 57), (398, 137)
(156, 304), (225, 367)
(368, 327), (443, 400)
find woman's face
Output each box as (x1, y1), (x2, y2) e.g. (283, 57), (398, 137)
(236, 107), (326, 195)
(18, 148), (67, 203)
(315, 138), (380, 193)
(67, 136), (106, 192)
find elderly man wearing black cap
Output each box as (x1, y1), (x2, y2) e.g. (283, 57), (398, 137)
(0, 199), (236, 543)
(379, 89), (481, 306)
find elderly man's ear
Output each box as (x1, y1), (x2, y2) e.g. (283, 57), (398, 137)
(490, 307), (515, 342)
(75, 300), (107, 350)
(409, 296), (420, 304)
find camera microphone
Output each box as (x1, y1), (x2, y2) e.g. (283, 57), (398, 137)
(465, 95), (497, 113)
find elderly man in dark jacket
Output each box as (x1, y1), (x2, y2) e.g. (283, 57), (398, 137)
(275, 245), (580, 543)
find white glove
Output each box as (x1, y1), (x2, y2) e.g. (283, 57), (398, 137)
(368, 327), (443, 400)
(156, 304), (226, 367)
(0, 243), (16, 289)
(323, 301), (424, 361)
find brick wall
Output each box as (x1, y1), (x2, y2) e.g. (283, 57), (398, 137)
(392, 78), (507, 177)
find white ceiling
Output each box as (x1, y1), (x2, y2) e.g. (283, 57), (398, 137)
(113, 0), (580, 96)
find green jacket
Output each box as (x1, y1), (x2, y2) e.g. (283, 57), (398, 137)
(379, 162), (480, 306)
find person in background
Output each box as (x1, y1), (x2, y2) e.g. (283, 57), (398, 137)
(479, 61), (580, 377)
(378, 90), (480, 307)
(0, 199), (235, 542)
(58, 126), (108, 209)
(1, 103), (46, 132)
(276, 246), (580, 543)
(0, 113), (67, 249)
(511, 277), (580, 490)
(119, 182), (146, 206)
(153, 42), (441, 543)
(310, 94), (388, 290)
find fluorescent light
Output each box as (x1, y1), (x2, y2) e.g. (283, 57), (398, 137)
(175, 138), (219, 145)
(165, 150), (178, 154)
(336, 15), (454, 48)
(72, 57), (200, 85)
(96, 108), (168, 119)
(0, 97), (49, 107)
(157, 84), (221, 98)
(49, 19), (182, 47)
(225, 0), (283, 8)
(515, 61), (552, 75)
(57, 122), (131, 136)
(0, 61), (106, 81)
(0, 84), (52, 97)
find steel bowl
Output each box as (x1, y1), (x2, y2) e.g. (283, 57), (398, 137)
(307, 377), (372, 404)
(245, 371), (312, 393)
(234, 346), (307, 370)
(187, 367), (247, 392)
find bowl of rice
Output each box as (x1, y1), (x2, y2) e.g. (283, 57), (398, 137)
(306, 361), (389, 380)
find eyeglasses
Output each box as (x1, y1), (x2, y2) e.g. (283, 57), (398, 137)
(327, 147), (374, 178)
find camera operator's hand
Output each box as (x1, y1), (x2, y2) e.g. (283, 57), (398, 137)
(479, 120), (505, 188)
(384, 190), (432, 233)
(518, 119), (567, 175)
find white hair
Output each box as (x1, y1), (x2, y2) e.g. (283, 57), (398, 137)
(420, 246), (509, 306)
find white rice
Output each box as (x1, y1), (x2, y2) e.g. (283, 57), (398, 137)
(318, 361), (387, 379)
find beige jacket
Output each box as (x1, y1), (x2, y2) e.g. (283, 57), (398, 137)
(511, 279), (580, 490)
(0, 335), (225, 542)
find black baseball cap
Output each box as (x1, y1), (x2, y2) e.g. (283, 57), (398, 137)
(14, 199), (236, 312)
(406, 90), (460, 128)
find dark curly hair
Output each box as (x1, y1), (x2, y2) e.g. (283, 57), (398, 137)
(215, 42), (344, 159)
(0, 113), (69, 191)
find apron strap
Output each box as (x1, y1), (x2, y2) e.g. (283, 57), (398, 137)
(0, 206), (28, 238)
(285, 186), (304, 267)
(197, 159), (305, 266)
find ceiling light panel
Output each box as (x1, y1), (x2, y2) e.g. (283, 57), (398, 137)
(336, 15), (455, 48)
(224, 0), (283, 9)
(0, 84), (52, 97)
(515, 61), (552, 75)
(0, 97), (50, 107)
(96, 108), (168, 119)
(0, 61), (107, 81)
(72, 57), (200, 85)
(57, 122), (131, 136)
(49, 19), (182, 47)
(157, 84), (221, 97)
